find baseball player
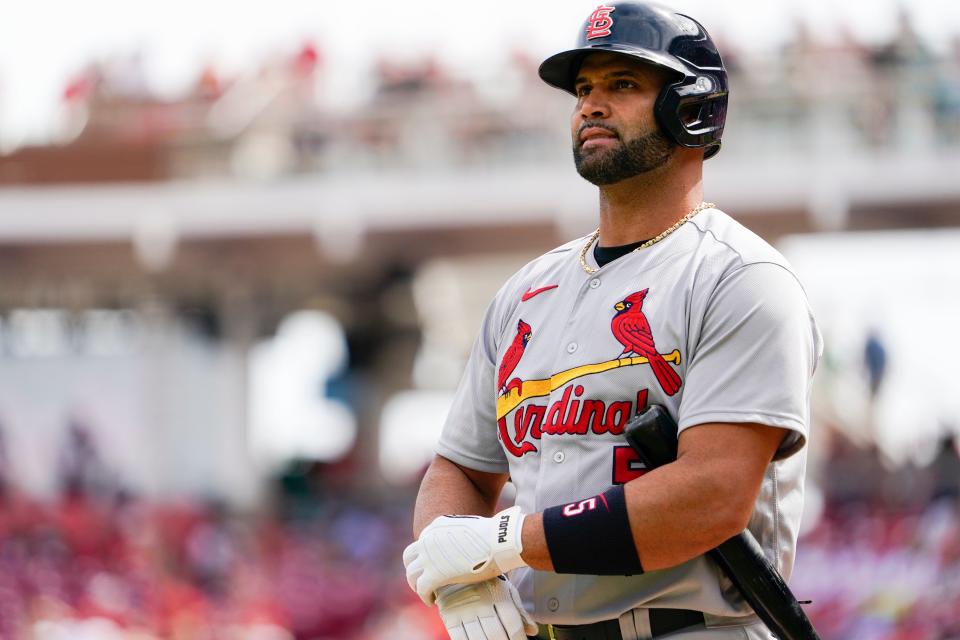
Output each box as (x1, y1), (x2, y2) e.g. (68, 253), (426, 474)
(403, 3), (823, 640)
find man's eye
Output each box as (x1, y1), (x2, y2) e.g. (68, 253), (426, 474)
(614, 79), (636, 89)
(576, 85), (592, 97)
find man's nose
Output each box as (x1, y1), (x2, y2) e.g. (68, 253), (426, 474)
(579, 91), (610, 119)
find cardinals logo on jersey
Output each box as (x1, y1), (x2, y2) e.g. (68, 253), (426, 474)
(493, 292), (683, 458)
(611, 288), (682, 396)
(498, 319), (532, 397)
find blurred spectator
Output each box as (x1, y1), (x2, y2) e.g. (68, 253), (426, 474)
(62, 63), (103, 105)
(194, 65), (224, 101)
(292, 42), (323, 78)
(931, 433), (960, 502)
(933, 35), (960, 143)
(869, 9), (940, 148)
(863, 329), (888, 399)
(0, 427), (10, 503)
(820, 429), (888, 507)
(871, 9), (935, 72)
(57, 419), (117, 501)
(373, 55), (454, 100)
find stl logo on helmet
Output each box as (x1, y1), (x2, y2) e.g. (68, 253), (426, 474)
(586, 4), (616, 40)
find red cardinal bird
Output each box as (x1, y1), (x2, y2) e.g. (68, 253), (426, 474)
(611, 289), (682, 396)
(498, 319), (532, 396)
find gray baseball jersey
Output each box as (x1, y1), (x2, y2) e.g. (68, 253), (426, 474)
(436, 207), (822, 626)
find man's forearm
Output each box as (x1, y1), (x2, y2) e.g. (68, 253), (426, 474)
(413, 455), (508, 537)
(522, 422), (785, 573)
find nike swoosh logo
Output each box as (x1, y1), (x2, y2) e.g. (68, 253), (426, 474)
(521, 285), (559, 302)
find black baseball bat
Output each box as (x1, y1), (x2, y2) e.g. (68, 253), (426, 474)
(624, 405), (820, 640)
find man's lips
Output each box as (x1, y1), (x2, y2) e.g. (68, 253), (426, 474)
(579, 127), (618, 149)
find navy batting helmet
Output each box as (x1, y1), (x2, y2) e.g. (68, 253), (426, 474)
(539, 2), (729, 159)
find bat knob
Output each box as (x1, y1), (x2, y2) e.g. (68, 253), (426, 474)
(623, 405), (679, 470)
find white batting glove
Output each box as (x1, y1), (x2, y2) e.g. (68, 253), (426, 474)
(403, 506), (527, 605)
(436, 575), (539, 640)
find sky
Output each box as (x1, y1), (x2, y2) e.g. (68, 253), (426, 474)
(1, 0), (959, 147)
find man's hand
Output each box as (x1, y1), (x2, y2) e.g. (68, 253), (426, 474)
(403, 506), (527, 604)
(436, 576), (538, 640)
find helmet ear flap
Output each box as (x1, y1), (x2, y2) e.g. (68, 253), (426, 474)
(654, 75), (727, 151)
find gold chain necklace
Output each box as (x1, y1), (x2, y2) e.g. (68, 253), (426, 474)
(578, 201), (715, 275)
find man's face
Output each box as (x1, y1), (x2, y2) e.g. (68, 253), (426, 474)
(570, 52), (676, 185)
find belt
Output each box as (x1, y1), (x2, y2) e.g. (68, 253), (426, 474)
(547, 608), (705, 640)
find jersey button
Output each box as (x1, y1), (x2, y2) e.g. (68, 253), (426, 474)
(553, 451), (565, 463)
(589, 278), (601, 289)
(547, 597), (560, 612)
(566, 342), (578, 354)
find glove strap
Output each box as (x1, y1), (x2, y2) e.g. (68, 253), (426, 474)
(488, 505), (527, 573)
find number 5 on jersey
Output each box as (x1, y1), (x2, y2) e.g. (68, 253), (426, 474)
(612, 446), (648, 485)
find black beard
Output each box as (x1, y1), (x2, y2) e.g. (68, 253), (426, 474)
(573, 129), (675, 185)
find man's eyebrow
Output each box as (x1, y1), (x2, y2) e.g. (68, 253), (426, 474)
(574, 69), (643, 85)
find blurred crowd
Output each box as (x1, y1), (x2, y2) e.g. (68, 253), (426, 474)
(0, 415), (955, 639)
(3, 11), (960, 182)
(0, 492), (430, 639)
(0, 424), (425, 639)
(791, 433), (960, 640)
(767, 13), (960, 149)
